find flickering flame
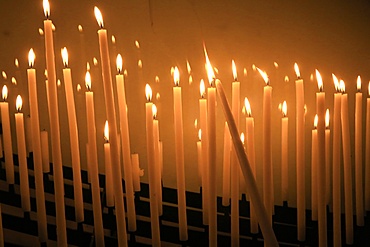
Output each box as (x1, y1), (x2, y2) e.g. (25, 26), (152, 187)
(232, 60), (237, 81)
(156, 92), (160, 101)
(155, 76), (159, 83)
(204, 46), (215, 85)
(145, 84), (152, 102)
(138, 59), (142, 68)
(240, 133), (245, 144)
(304, 104), (307, 116)
(252, 64), (256, 71)
(325, 109), (330, 128)
(256, 67), (269, 85)
(135, 40), (140, 49)
(94, 7), (104, 28)
(189, 75), (193, 85)
(28, 48), (35, 68)
(11, 77), (17, 85)
(111, 35), (116, 44)
(282, 101), (287, 117)
(93, 57), (98, 66)
(357, 75), (361, 91)
(314, 114), (318, 129)
(315, 69), (323, 92)
(294, 63), (300, 79)
(78, 25), (83, 33)
(194, 119), (198, 129)
(38, 28), (44, 36)
(77, 84), (81, 92)
(278, 103), (282, 112)
(339, 80), (345, 93)
(57, 79), (61, 87)
(116, 54), (123, 73)
(2, 85), (8, 101)
(43, 0), (50, 18)
(187, 60), (191, 74)
(368, 82), (370, 96)
(52, 23), (56, 31)
(86, 62), (91, 71)
(124, 70), (128, 77)
(104, 120), (109, 142)
(274, 62), (279, 68)
(243, 68), (247, 76)
(170, 67), (174, 76)
(152, 104), (157, 119)
(284, 76), (289, 83)
(173, 66), (180, 86)
(16, 95), (22, 112)
(15, 58), (19, 68)
(332, 74), (339, 92)
(200, 79), (205, 98)
(310, 73), (314, 81)
(85, 71), (91, 90)
(198, 129), (202, 141)
(61, 47), (68, 67)
(244, 97), (252, 117)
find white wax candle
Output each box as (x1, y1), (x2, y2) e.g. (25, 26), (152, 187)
(294, 63), (306, 241)
(131, 153), (141, 192)
(25, 116), (32, 156)
(61, 47), (84, 223)
(197, 131), (203, 187)
(153, 113), (162, 216)
(15, 96), (31, 213)
(104, 121), (114, 208)
(94, 8), (127, 245)
(27, 49), (48, 242)
(311, 117), (318, 221)
(366, 87), (370, 211)
(40, 131), (50, 173)
(116, 55), (136, 231)
(222, 122), (231, 206)
(281, 101), (288, 202)
(355, 76), (364, 226)
(325, 110), (331, 206)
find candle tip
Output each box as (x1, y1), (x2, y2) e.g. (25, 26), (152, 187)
(94, 6), (104, 28)
(28, 48), (35, 68)
(2, 85), (8, 101)
(16, 95), (22, 112)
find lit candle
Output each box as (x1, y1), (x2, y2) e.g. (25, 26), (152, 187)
(257, 67), (273, 225)
(215, 79), (278, 247)
(332, 74), (342, 247)
(26, 49), (48, 242)
(15, 95), (31, 213)
(41, 130), (49, 173)
(94, 7), (128, 245)
(281, 101), (288, 202)
(61, 47), (84, 223)
(325, 109), (331, 206)
(312, 115), (318, 221)
(294, 63), (305, 241)
(245, 98), (258, 234)
(197, 129), (203, 187)
(0, 85), (14, 185)
(355, 76), (364, 226)
(43, 2), (67, 244)
(145, 84), (161, 246)
(84, 71), (105, 246)
(152, 104), (162, 215)
(340, 80), (353, 245)
(104, 120), (114, 208)
(199, 79), (209, 225)
(315, 70), (327, 246)
(366, 82), (370, 211)
(172, 67), (188, 241)
(222, 121), (231, 206)
(115, 54), (136, 231)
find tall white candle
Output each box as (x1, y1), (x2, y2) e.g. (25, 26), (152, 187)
(312, 115), (318, 221)
(15, 95), (31, 213)
(197, 129), (203, 187)
(355, 76), (364, 226)
(0, 85), (14, 185)
(152, 105), (162, 216)
(61, 47), (84, 223)
(281, 101), (288, 202)
(115, 54), (136, 231)
(365, 82), (370, 211)
(43, 2), (66, 244)
(340, 80), (353, 245)
(325, 109), (331, 206)
(84, 71), (105, 246)
(41, 130), (49, 173)
(104, 121), (114, 208)
(94, 8), (127, 245)
(294, 63), (305, 241)
(222, 122), (231, 206)
(27, 49), (48, 242)
(131, 153), (141, 192)
(25, 116), (32, 157)
(173, 67), (188, 241)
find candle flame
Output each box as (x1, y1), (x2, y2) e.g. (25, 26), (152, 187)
(240, 132), (245, 144)
(93, 57), (98, 66)
(232, 60), (238, 81)
(294, 63), (300, 78)
(274, 62), (279, 68)
(2, 85), (8, 101)
(325, 109), (330, 128)
(77, 84), (81, 92)
(38, 28), (44, 36)
(28, 48), (35, 68)
(61, 47), (68, 67)
(282, 101), (287, 117)
(2, 71), (7, 80)
(173, 66), (180, 86)
(85, 71), (91, 90)
(315, 69), (323, 92)
(194, 119), (198, 129)
(138, 59), (142, 69)
(78, 25), (83, 33)
(203, 46), (215, 86)
(11, 77), (17, 85)
(104, 120), (109, 142)
(43, 0), (50, 18)
(339, 80), (345, 93)
(198, 129), (202, 141)
(189, 75), (193, 85)
(156, 92), (160, 101)
(243, 68), (247, 76)
(357, 75), (361, 91)
(368, 82), (370, 96)
(314, 114), (318, 129)
(152, 104), (157, 119)
(16, 95), (22, 112)
(135, 40), (140, 49)
(111, 35), (116, 44)
(57, 79), (61, 87)
(244, 97), (252, 117)
(252, 64), (256, 71)
(15, 58), (19, 68)
(145, 84), (152, 102)
(94, 7), (104, 28)
(116, 54), (123, 73)
(284, 76), (289, 83)
(200, 79), (205, 98)
(187, 60), (191, 74)
(256, 67), (269, 85)
(332, 73), (339, 92)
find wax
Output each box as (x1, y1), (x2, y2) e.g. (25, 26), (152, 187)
(222, 122), (231, 206)
(153, 117), (162, 216)
(104, 140), (114, 207)
(325, 120), (331, 206)
(365, 96), (370, 211)
(40, 131), (50, 173)
(311, 121), (318, 221)
(197, 137), (203, 187)
(281, 105), (288, 202)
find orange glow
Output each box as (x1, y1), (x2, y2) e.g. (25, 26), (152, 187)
(94, 7), (104, 28)
(61, 47), (68, 67)
(200, 79), (205, 98)
(2, 85), (8, 101)
(244, 97), (252, 117)
(294, 63), (301, 79)
(325, 109), (330, 128)
(232, 60), (237, 81)
(43, 0), (50, 18)
(145, 84), (152, 102)
(28, 48), (35, 68)
(104, 120), (109, 142)
(116, 54), (123, 73)
(315, 69), (323, 92)
(85, 71), (91, 91)
(357, 75), (361, 91)
(173, 66), (180, 86)
(16, 95), (22, 112)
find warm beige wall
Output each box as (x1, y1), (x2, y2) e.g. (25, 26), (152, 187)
(0, 0), (369, 208)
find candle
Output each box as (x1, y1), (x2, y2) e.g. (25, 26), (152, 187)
(84, 71), (105, 246)
(197, 129), (203, 187)
(173, 67), (188, 241)
(61, 47), (84, 223)
(94, 8), (128, 245)
(25, 116), (32, 156)
(340, 80), (353, 245)
(104, 121), (114, 208)
(26, 49), (48, 242)
(0, 85), (14, 185)
(215, 79), (278, 247)
(145, 84), (161, 246)
(222, 122), (231, 206)
(355, 76), (364, 226)
(41, 130), (50, 173)
(311, 115), (318, 221)
(294, 63), (306, 241)
(131, 153), (141, 192)
(152, 105), (163, 216)
(15, 95), (31, 213)
(332, 74), (342, 247)
(366, 82), (370, 211)
(199, 79), (209, 225)
(281, 101), (288, 202)
(325, 109), (331, 206)
(204, 48), (217, 246)
(43, 2), (67, 244)
(257, 67), (273, 225)
(245, 98), (258, 234)
(115, 54), (136, 231)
